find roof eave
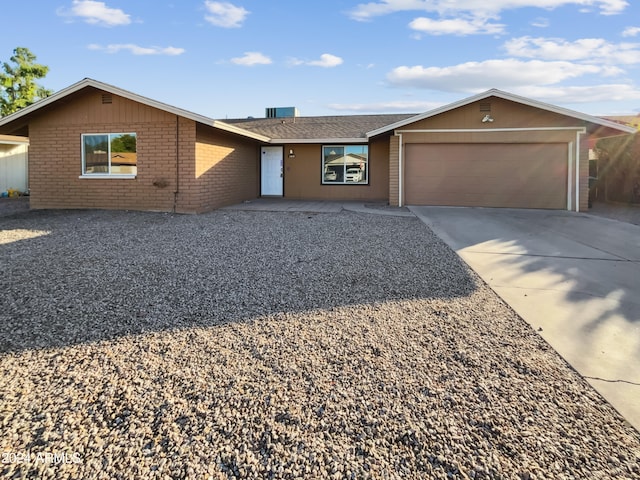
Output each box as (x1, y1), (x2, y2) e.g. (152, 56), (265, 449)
(488, 89), (637, 134)
(270, 137), (368, 144)
(0, 78), (270, 142)
(365, 88), (637, 137)
(211, 121), (270, 142)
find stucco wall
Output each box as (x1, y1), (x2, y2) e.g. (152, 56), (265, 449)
(282, 136), (389, 202)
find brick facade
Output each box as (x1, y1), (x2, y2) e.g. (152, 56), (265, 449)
(26, 89), (260, 213)
(388, 134), (400, 207)
(185, 124), (259, 213)
(1, 81), (624, 214)
(579, 133), (590, 212)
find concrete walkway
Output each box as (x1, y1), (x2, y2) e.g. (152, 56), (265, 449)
(410, 206), (640, 432)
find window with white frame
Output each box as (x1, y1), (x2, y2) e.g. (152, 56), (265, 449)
(322, 145), (368, 184)
(82, 133), (137, 176)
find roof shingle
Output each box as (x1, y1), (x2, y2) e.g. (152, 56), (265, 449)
(224, 113), (417, 140)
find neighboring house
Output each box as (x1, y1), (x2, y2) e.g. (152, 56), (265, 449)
(600, 115), (640, 131)
(0, 135), (29, 194)
(0, 78), (634, 213)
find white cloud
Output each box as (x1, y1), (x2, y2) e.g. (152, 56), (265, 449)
(290, 54), (344, 68)
(531, 17), (550, 28)
(349, 0), (629, 21)
(409, 16), (504, 35)
(387, 59), (615, 91)
(230, 52), (272, 66)
(504, 36), (640, 64)
(58, 0), (131, 26)
(308, 54), (344, 68)
(622, 26), (640, 37)
(88, 44), (185, 55)
(204, 1), (249, 28)
(511, 84), (640, 104)
(328, 100), (444, 113)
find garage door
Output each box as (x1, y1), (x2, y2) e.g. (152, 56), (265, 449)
(405, 143), (567, 209)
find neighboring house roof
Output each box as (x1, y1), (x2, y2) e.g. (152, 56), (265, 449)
(225, 114), (416, 143)
(366, 88), (637, 137)
(600, 115), (640, 131)
(0, 78), (270, 143)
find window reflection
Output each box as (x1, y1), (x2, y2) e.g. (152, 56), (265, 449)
(83, 133), (137, 175)
(84, 135), (109, 173)
(110, 134), (137, 175)
(322, 145), (368, 184)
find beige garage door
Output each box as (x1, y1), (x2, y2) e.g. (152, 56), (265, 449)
(405, 143), (568, 209)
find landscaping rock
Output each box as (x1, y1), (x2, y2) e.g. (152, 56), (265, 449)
(1, 209), (639, 478)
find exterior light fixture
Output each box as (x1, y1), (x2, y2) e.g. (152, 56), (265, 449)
(482, 114), (494, 123)
(288, 149), (295, 158)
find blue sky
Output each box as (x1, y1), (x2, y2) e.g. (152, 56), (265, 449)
(2, 0), (640, 118)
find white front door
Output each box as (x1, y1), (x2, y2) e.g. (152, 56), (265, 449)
(261, 146), (283, 196)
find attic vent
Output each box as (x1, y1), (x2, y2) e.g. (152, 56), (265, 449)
(479, 102), (491, 112)
(101, 94), (113, 104)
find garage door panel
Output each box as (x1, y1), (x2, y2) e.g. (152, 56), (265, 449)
(405, 143), (567, 209)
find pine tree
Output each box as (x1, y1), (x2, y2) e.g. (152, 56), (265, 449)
(0, 47), (52, 117)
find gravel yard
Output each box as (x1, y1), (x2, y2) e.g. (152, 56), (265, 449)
(1, 208), (639, 479)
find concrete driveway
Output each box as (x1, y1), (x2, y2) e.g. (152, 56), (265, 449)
(410, 206), (640, 432)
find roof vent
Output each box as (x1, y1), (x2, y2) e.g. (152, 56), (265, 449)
(101, 94), (113, 104)
(479, 102), (491, 112)
(266, 106), (299, 118)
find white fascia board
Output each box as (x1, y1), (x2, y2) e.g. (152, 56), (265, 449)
(395, 126), (587, 134)
(490, 89), (637, 134)
(211, 121), (270, 142)
(86, 80), (270, 142)
(366, 88), (637, 137)
(0, 78), (270, 142)
(270, 138), (367, 144)
(0, 134), (29, 145)
(0, 78), (90, 127)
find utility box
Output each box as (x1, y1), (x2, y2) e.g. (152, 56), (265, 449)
(265, 107), (299, 119)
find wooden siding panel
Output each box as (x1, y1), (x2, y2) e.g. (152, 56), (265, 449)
(404, 97), (584, 131)
(38, 88), (176, 126)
